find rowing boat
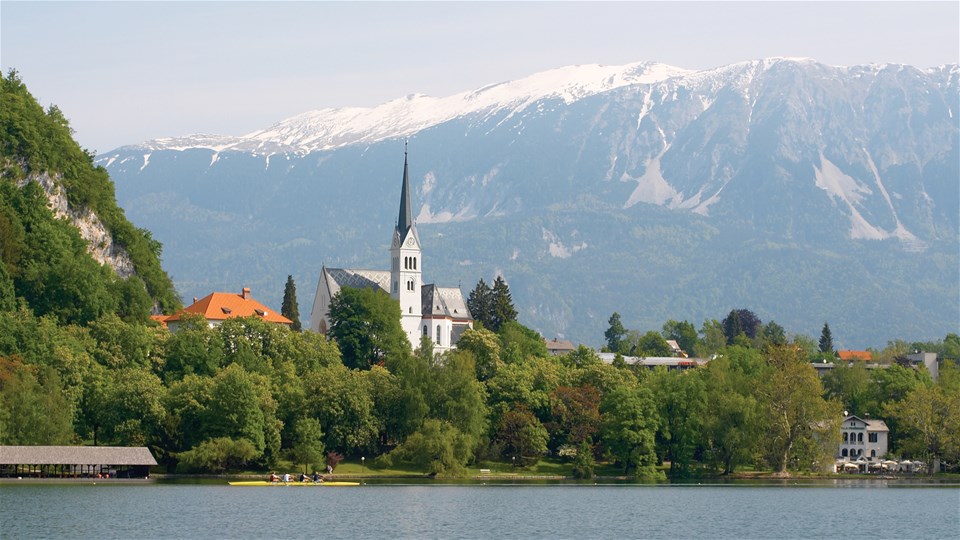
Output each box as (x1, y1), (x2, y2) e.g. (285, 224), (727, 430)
(229, 480), (360, 487)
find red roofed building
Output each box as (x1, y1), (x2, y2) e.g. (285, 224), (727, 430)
(837, 350), (873, 362)
(164, 287), (292, 332)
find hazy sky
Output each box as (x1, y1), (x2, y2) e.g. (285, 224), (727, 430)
(2, 1), (957, 153)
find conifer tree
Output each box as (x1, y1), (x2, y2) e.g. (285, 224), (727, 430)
(819, 322), (833, 353)
(604, 312), (626, 353)
(281, 275), (301, 332)
(467, 278), (493, 329)
(491, 276), (518, 332)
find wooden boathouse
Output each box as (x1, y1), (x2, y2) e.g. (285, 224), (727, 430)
(0, 446), (157, 478)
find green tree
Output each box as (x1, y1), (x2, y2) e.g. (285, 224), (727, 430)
(205, 364), (271, 457)
(722, 309), (761, 345)
(328, 287), (409, 370)
(498, 321), (548, 362)
(99, 366), (167, 446)
(822, 362), (876, 416)
(600, 385), (661, 479)
(604, 312), (627, 353)
(571, 439), (596, 479)
(456, 327), (501, 381)
(290, 417), (325, 473)
(883, 384), (960, 471)
(281, 275), (302, 332)
(466, 278), (493, 330)
(303, 364), (378, 454)
(0, 364), (74, 445)
(176, 437), (257, 473)
(630, 331), (671, 357)
(494, 404), (548, 465)
(761, 321), (787, 348)
(699, 319), (727, 357)
(759, 346), (841, 474)
(379, 418), (472, 475)
(649, 368), (706, 477)
(819, 322), (834, 353)
(701, 348), (767, 474)
(661, 319), (698, 357)
(490, 276), (518, 332)
(163, 314), (224, 381)
(424, 349), (488, 455)
(562, 345), (601, 368)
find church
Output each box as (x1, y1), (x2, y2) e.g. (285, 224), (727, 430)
(309, 151), (473, 353)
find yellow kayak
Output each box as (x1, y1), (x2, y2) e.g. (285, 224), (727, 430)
(229, 480), (360, 486)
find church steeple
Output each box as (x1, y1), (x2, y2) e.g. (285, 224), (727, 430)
(397, 142), (413, 237)
(390, 143), (422, 348)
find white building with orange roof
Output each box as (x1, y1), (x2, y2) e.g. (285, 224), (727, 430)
(164, 287), (292, 332)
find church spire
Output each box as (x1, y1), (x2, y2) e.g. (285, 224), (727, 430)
(397, 141), (413, 236)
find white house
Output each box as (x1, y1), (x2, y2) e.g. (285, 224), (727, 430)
(309, 150), (473, 353)
(838, 414), (889, 461)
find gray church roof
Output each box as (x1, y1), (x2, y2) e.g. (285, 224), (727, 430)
(422, 285), (472, 320)
(324, 268), (390, 296)
(0, 446), (158, 465)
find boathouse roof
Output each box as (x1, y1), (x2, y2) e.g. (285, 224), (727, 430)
(0, 446), (158, 466)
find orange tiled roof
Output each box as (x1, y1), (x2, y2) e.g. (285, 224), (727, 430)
(149, 315), (170, 328)
(837, 350), (872, 362)
(165, 288), (292, 325)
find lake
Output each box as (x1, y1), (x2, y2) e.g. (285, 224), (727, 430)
(2, 480), (958, 539)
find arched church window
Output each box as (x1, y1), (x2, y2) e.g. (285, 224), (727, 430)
(423, 325), (428, 336)
(413, 257), (417, 270)
(409, 307), (412, 313)
(436, 325), (442, 345)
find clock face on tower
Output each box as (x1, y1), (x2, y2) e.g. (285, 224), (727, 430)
(406, 237), (415, 247)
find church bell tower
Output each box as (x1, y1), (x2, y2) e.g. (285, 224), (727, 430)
(390, 145), (422, 346)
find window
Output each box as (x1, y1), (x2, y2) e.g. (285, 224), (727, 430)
(858, 433), (863, 443)
(842, 449), (848, 457)
(436, 325), (442, 345)
(409, 307), (412, 313)
(423, 325), (428, 336)
(868, 433), (878, 443)
(413, 257), (417, 270)
(871, 450), (876, 458)
(843, 432), (848, 442)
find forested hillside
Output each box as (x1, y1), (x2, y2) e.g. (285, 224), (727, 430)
(1, 70), (179, 318)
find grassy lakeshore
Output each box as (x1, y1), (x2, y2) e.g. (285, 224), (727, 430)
(146, 457), (960, 483)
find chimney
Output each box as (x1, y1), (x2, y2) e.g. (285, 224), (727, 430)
(242, 287), (251, 300)
(192, 297), (198, 304)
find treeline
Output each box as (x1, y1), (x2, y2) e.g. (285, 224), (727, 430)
(3, 287), (956, 476)
(604, 309), (960, 364)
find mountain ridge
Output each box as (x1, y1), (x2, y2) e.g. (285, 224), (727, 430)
(96, 58), (959, 348)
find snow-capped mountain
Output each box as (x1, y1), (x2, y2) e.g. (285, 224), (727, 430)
(99, 58), (959, 347)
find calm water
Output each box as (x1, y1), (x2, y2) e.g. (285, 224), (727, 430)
(2, 481), (958, 539)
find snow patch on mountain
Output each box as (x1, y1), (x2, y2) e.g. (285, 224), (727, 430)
(416, 204), (477, 224)
(542, 228), (587, 258)
(623, 148), (679, 208)
(815, 154), (888, 240)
